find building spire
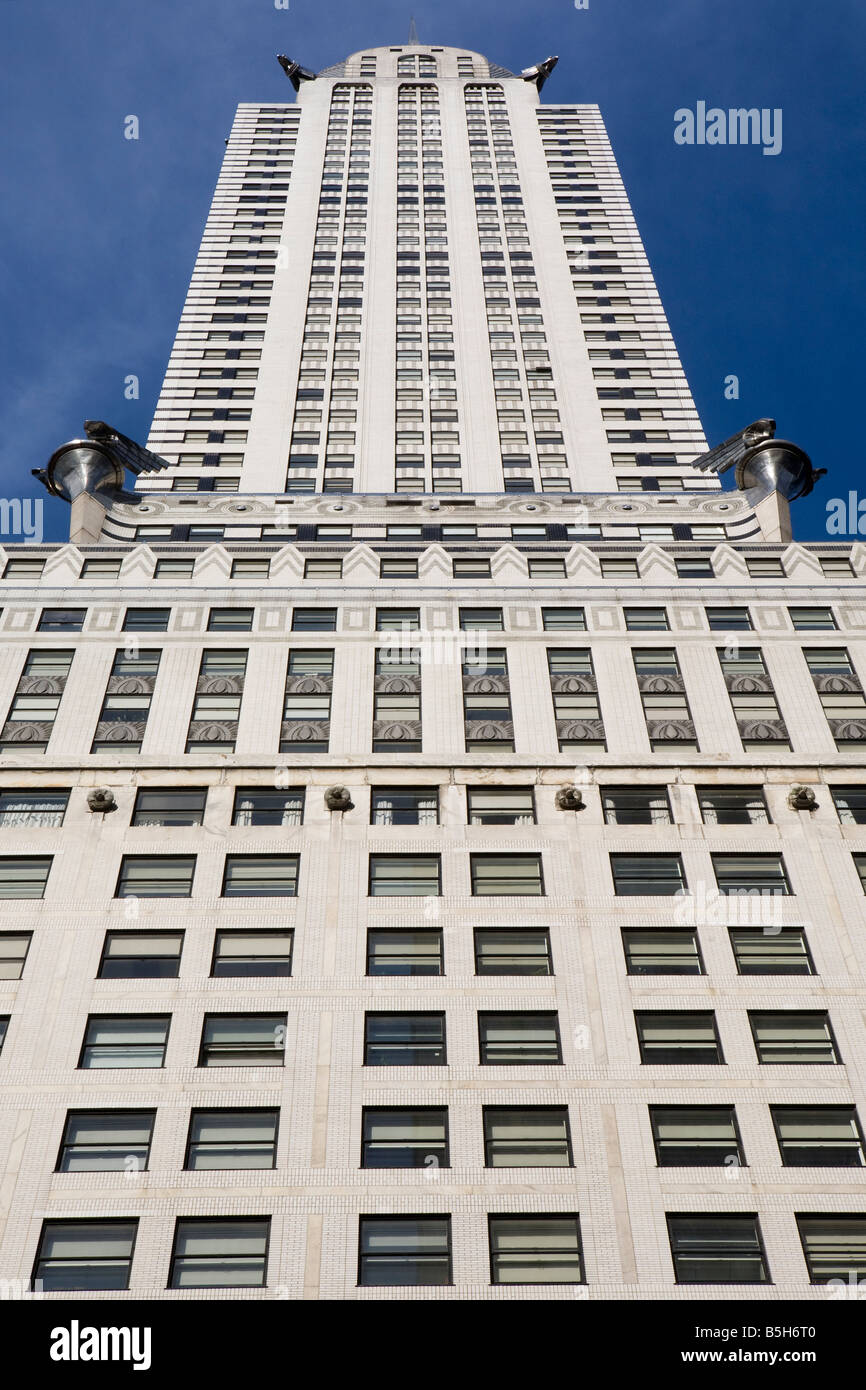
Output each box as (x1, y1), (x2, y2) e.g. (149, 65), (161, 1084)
(408, 16), (419, 43)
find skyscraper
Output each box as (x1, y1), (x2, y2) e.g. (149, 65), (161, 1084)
(3, 42), (864, 1301)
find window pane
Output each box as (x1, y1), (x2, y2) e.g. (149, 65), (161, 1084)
(170, 1219), (270, 1288)
(358, 1217), (451, 1286)
(371, 789), (438, 825)
(212, 931), (293, 977)
(0, 856), (52, 899)
(367, 931), (442, 976)
(798, 1217), (866, 1283)
(58, 1112), (155, 1173)
(650, 1107), (742, 1166)
(80, 1016), (169, 1069)
(484, 1108), (571, 1167)
(773, 1107), (865, 1167)
(232, 789), (304, 826)
(832, 786), (866, 825)
(116, 856), (194, 898)
(489, 1216), (582, 1284)
(364, 1013), (446, 1065)
(99, 933), (183, 978)
(0, 791), (68, 827)
(474, 929), (552, 976)
(186, 1111), (278, 1170)
(622, 930), (703, 975)
(668, 1215), (769, 1284)
(471, 855), (543, 895)
(131, 790), (207, 826)
(729, 928), (814, 975)
(199, 1014), (286, 1066)
(479, 1012), (561, 1064)
(602, 787), (671, 825)
(361, 1109), (448, 1168)
(698, 788), (769, 825)
(34, 1221), (138, 1292)
(223, 855), (298, 896)
(611, 855), (684, 895)
(369, 855), (440, 896)
(636, 1012), (721, 1064)
(750, 1011), (838, 1064)
(712, 854), (790, 894)
(0, 933), (31, 980)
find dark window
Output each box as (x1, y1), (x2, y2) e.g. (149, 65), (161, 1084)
(602, 786), (671, 825)
(712, 854), (790, 895)
(367, 931), (442, 976)
(198, 1014), (287, 1067)
(622, 929), (703, 976)
(611, 854), (685, 896)
(667, 1215), (769, 1284)
(361, 1108), (449, 1168)
(470, 854), (543, 895)
(675, 557), (713, 578)
(483, 1107), (572, 1167)
(459, 607), (503, 631)
(364, 1013), (446, 1066)
(369, 855), (440, 896)
(131, 790), (207, 826)
(79, 1016), (170, 1069)
(122, 608), (170, 632)
(98, 932), (183, 979)
(222, 855), (299, 896)
(0, 932), (31, 980)
(697, 787), (769, 825)
(749, 1011), (840, 1064)
(375, 607), (419, 631)
(788, 606), (836, 631)
(185, 1110), (279, 1169)
(208, 608), (254, 631)
(211, 931), (293, 977)
(32, 1220), (138, 1292)
(370, 788), (438, 825)
(797, 1216), (866, 1283)
(650, 1107), (744, 1167)
(831, 786), (866, 824)
(169, 1218), (270, 1288)
(466, 786), (535, 825)
(0, 790), (68, 826)
(231, 788), (304, 826)
(478, 1012), (561, 1065)
(541, 607), (586, 630)
(116, 856), (195, 897)
(56, 1111), (155, 1173)
(705, 606), (751, 631)
(474, 928), (552, 976)
(729, 928), (815, 976)
(358, 1217), (451, 1286)
(624, 607), (668, 631)
(635, 1011), (722, 1064)
(291, 608), (337, 631)
(772, 1107), (865, 1167)
(38, 608), (86, 632)
(489, 1215), (583, 1285)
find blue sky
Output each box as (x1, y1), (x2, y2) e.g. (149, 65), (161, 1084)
(0, 0), (863, 541)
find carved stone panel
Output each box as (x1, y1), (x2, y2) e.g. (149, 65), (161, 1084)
(92, 720), (148, 744)
(187, 720), (239, 744)
(555, 719), (606, 742)
(196, 674), (245, 695)
(281, 719), (331, 743)
(372, 720), (423, 742)
(549, 673), (598, 694)
(0, 721), (53, 744)
(645, 719), (697, 741)
(735, 718), (789, 741)
(723, 672), (775, 694)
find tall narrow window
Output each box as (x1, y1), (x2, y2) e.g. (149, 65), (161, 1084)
(186, 650), (247, 752)
(0, 650), (74, 752)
